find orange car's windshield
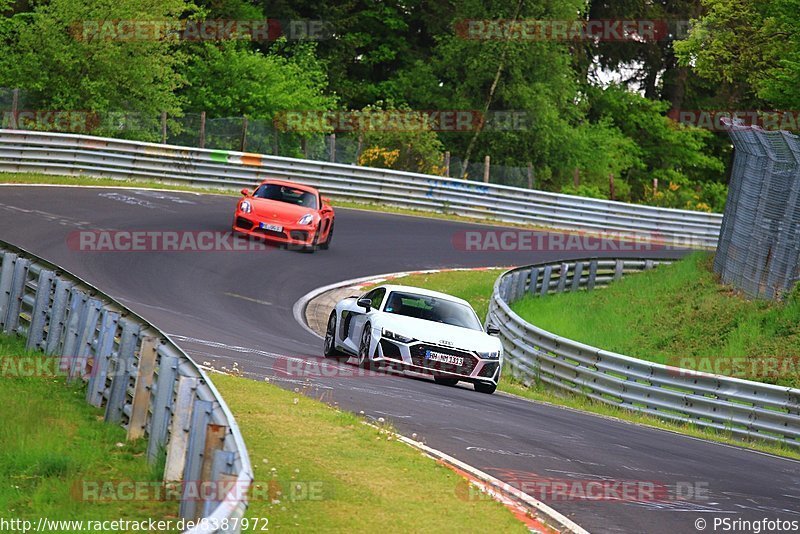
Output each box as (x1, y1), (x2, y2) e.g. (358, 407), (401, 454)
(254, 184), (317, 209)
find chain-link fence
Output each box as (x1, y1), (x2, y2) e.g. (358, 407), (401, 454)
(715, 120), (800, 299)
(0, 87), (554, 186)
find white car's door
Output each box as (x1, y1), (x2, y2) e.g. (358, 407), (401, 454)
(340, 287), (386, 353)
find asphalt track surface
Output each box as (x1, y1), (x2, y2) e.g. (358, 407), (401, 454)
(1, 185), (798, 534)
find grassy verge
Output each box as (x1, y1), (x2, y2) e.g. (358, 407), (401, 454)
(388, 268), (800, 460)
(0, 334), (177, 529)
(511, 252), (800, 388)
(211, 372), (527, 532)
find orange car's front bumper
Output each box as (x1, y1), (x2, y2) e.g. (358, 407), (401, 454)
(232, 213), (316, 247)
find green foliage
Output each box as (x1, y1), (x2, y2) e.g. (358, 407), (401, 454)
(675, 0), (800, 110)
(181, 40), (336, 119)
(0, 0), (190, 140)
(355, 103), (445, 174)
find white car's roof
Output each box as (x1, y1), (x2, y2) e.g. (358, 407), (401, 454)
(375, 284), (474, 309)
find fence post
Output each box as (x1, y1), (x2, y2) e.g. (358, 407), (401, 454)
(301, 137), (308, 158)
(329, 133), (336, 162)
(11, 88), (19, 126)
(444, 151), (450, 177)
(573, 167), (580, 187)
(483, 155), (490, 183)
(653, 177), (658, 195)
(240, 115), (248, 152)
(128, 336), (159, 440)
(161, 111), (167, 144)
(199, 423), (228, 516)
(199, 111), (206, 149)
(609, 173), (615, 200)
(527, 162), (533, 189)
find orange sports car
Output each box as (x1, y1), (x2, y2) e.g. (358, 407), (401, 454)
(232, 179), (335, 252)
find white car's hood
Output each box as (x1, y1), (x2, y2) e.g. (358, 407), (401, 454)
(379, 314), (501, 353)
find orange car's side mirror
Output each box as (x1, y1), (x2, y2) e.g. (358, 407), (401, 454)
(240, 188), (251, 196)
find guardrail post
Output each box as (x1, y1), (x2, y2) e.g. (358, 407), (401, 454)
(161, 111), (167, 144)
(515, 270), (526, 300)
(614, 259), (624, 281)
(147, 352), (180, 463)
(556, 263), (569, 293)
(204, 450), (236, 517)
(180, 399), (213, 521)
(86, 309), (120, 407)
(127, 336), (159, 440)
(199, 423), (228, 518)
(0, 252), (16, 329)
(61, 289), (88, 364)
(3, 256), (30, 334)
(540, 265), (552, 297)
(105, 319), (139, 423)
(571, 262), (584, 292)
(25, 269), (55, 351)
(165, 376), (199, 482)
(44, 278), (73, 355)
(483, 155), (490, 183)
(528, 267), (539, 296)
(329, 133), (336, 162)
(444, 151), (450, 177)
(587, 260), (598, 290)
(68, 297), (102, 382)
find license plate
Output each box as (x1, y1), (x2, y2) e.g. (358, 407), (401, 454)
(425, 350), (463, 366)
(259, 222), (283, 232)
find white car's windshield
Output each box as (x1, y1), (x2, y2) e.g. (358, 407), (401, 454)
(383, 291), (483, 331)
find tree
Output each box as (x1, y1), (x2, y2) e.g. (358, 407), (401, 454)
(181, 40), (336, 118)
(0, 0), (190, 139)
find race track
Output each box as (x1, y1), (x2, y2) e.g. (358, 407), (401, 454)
(1, 185), (797, 534)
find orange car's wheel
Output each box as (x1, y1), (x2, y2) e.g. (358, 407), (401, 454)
(320, 221), (334, 250)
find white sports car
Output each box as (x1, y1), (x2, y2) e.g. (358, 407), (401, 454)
(323, 284), (503, 394)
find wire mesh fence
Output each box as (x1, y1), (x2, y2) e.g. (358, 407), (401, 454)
(716, 120), (800, 299)
(0, 87), (552, 186)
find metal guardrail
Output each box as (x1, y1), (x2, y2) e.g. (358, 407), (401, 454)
(0, 240), (253, 533)
(487, 258), (800, 448)
(0, 129), (721, 248)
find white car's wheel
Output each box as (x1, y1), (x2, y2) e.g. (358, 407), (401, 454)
(474, 382), (497, 394)
(358, 323), (372, 369)
(323, 311), (346, 360)
(434, 375), (459, 387)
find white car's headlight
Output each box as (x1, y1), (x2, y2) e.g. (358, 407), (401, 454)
(382, 328), (415, 344)
(240, 200), (252, 213)
(478, 351), (500, 360)
(298, 213), (314, 225)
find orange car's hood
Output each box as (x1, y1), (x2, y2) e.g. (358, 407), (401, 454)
(248, 198), (315, 222)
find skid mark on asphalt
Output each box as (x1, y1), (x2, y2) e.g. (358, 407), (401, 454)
(117, 298), (207, 322)
(98, 192), (160, 209)
(0, 202), (94, 229)
(132, 190), (196, 204)
(223, 292), (272, 306)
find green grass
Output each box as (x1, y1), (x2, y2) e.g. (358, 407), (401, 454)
(511, 252), (800, 388)
(0, 334), (177, 531)
(211, 372), (527, 532)
(387, 265), (800, 460)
